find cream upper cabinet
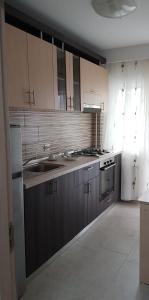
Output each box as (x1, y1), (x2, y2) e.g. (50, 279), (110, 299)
(5, 23), (30, 108)
(80, 58), (108, 111)
(27, 33), (55, 110)
(5, 23), (55, 110)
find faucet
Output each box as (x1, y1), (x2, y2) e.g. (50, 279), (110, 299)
(43, 143), (51, 151)
(23, 156), (38, 167)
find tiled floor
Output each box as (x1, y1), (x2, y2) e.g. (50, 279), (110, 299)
(23, 201), (149, 300)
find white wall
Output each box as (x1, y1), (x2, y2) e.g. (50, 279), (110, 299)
(102, 43), (149, 63)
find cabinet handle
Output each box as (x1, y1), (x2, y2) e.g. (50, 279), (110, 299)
(30, 90), (35, 105)
(66, 96), (71, 110)
(53, 181), (57, 193)
(84, 183), (90, 194)
(88, 183), (91, 193)
(85, 166), (94, 171)
(47, 182), (53, 195)
(70, 96), (74, 111)
(25, 91), (31, 104)
(84, 183), (88, 194)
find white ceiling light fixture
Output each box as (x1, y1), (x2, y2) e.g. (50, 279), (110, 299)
(92, 0), (137, 18)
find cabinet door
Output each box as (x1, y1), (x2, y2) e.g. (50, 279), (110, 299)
(114, 154), (121, 202)
(73, 183), (88, 235)
(5, 23), (30, 108)
(27, 33), (55, 109)
(24, 183), (51, 276)
(87, 176), (100, 224)
(54, 48), (67, 110)
(98, 65), (108, 111)
(61, 172), (76, 243)
(24, 181), (57, 276)
(73, 55), (81, 111)
(66, 51), (74, 111)
(80, 58), (108, 111)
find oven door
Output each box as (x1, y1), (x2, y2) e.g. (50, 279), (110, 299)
(100, 162), (116, 200)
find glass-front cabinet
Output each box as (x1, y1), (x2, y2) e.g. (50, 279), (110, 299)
(73, 55), (81, 111)
(57, 48), (67, 110)
(55, 48), (81, 111)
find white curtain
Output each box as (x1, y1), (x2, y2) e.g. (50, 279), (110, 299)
(104, 60), (149, 201)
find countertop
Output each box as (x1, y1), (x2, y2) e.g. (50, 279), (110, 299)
(23, 152), (121, 189)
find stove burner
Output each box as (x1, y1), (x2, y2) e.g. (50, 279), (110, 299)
(72, 148), (109, 157)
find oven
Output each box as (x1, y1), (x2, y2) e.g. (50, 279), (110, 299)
(100, 157), (116, 201)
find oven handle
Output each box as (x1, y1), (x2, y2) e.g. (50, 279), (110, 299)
(100, 162), (116, 171)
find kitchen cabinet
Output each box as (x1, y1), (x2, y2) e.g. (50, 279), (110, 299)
(73, 54), (81, 111)
(65, 51), (73, 111)
(87, 175), (100, 224)
(61, 171), (87, 243)
(24, 161), (100, 276)
(5, 23), (55, 109)
(5, 23), (30, 108)
(80, 58), (108, 111)
(24, 178), (63, 276)
(54, 47), (67, 110)
(27, 33), (55, 109)
(114, 154), (121, 202)
(53, 48), (81, 111)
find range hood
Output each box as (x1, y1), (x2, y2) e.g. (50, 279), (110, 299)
(83, 103), (101, 113)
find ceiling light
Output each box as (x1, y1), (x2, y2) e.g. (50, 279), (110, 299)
(92, 0), (137, 18)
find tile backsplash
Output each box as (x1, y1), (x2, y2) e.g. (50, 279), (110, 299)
(9, 109), (104, 161)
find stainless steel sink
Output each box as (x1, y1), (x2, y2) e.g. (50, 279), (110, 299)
(26, 163), (64, 173)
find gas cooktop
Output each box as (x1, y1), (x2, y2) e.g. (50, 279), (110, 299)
(72, 148), (110, 157)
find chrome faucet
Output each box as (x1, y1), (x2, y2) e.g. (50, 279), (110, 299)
(43, 143), (51, 151)
(23, 157), (37, 167)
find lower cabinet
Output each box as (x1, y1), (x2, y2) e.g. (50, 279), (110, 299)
(24, 159), (121, 277)
(24, 178), (63, 276)
(114, 154), (121, 202)
(87, 176), (100, 224)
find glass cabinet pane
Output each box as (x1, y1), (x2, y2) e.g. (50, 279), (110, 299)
(73, 55), (81, 111)
(57, 48), (67, 110)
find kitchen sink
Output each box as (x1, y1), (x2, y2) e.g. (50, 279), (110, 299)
(26, 163), (64, 173)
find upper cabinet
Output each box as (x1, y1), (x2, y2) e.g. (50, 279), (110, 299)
(5, 23), (107, 112)
(5, 24), (55, 110)
(80, 58), (108, 111)
(27, 33), (54, 110)
(5, 23), (30, 108)
(53, 48), (81, 111)
(73, 55), (81, 111)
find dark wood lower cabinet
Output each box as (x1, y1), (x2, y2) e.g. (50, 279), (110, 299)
(87, 176), (100, 224)
(24, 158), (121, 277)
(24, 178), (63, 276)
(114, 154), (121, 202)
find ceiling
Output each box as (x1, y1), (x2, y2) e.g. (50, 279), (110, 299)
(5, 0), (149, 53)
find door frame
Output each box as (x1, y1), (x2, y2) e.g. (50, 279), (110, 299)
(0, 1), (17, 299)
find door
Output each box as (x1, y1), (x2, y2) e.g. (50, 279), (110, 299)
(24, 181), (56, 276)
(27, 33), (55, 109)
(5, 23), (30, 108)
(73, 55), (81, 111)
(72, 183), (88, 235)
(87, 176), (100, 224)
(55, 47), (67, 110)
(114, 154), (121, 202)
(80, 58), (108, 111)
(61, 172), (75, 243)
(66, 51), (74, 111)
